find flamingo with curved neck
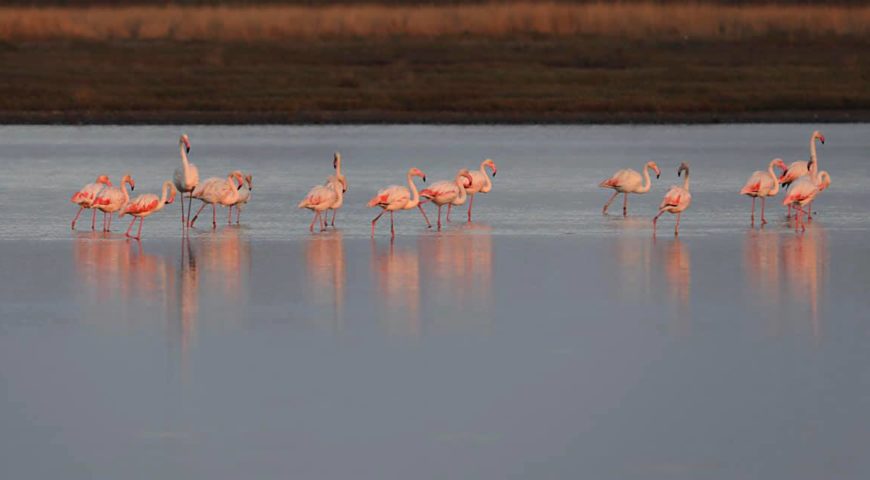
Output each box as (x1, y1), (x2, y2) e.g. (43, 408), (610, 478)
(600, 161), (661, 216)
(93, 174), (135, 232)
(300, 175), (344, 232)
(463, 159), (498, 222)
(173, 134), (198, 230)
(783, 170), (832, 232)
(653, 163), (692, 236)
(190, 171), (244, 229)
(420, 169), (474, 230)
(325, 152), (347, 227)
(121, 181), (177, 239)
(367, 167), (430, 237)
(740, 158), (787, 225)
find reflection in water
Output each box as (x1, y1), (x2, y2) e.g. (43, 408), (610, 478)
(781, 226), (828, 340)
(371, 239), (421, 337)
(610, 219), (653, 302)
(743, 229), (782, 335)
(305, 231), (346, 332)
(646, 237), (692, 336)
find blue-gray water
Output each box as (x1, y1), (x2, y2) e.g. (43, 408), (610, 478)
(1, 125), (869, 479)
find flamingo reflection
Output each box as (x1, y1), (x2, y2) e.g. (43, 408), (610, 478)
(652, 237), (691, 336)
(370, 239), (421, 337)
(782, 225), (828, 340)
(743, 229), (782, 335)
(305, 231), (346, 332)
(610, 218), (653, 301)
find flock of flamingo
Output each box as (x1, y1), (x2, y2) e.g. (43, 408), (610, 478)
(71, 130), (830, 239)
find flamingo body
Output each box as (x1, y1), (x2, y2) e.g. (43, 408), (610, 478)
(93, 175), (135, 232)
(600, 161), (660, 215)
(190, 171), (244, 228)
(71, 175), (111, 230)
(461, 159), (497, 222)
(368, 167), (430, 236)
(653, 162), (691, 235)
(300, 176), (343, 232)
(120, 181), (177, 239)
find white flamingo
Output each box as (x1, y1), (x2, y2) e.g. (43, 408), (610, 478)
(653, 162), (692, 236)
(190, 171), (244, 229)
(71, 174), (112, 230)
(367, 167), (430, 237)
(299, 175), (344, 233)
(779, 130), (825, 216)
(325, 152), (346, 227)
(420, 169), (474, 230)
(93, 174), (135, 232)
(740, 158), (787, 225)
(228, 173), (253, 224)
(120, 181), (177, 239)
(461, 158), (498, 222)
(599, 160), (661, 216)
(783, 169), (831, 232)
(172, 134), (198, 229)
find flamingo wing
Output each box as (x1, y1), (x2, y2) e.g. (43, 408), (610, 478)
(122, 194), (160, 216)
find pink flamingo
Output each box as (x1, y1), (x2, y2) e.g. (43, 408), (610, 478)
(420, 169), (474, 230)
(783, 170), (831, 232)
(599, 160), (661, 216)
(653, 162), (692, 236)
(325, 152), (346, 227)
(120, 181), (177, 239)
(93, 174), (135, 232)
(227, 173), (253, 224)
(172, 134), (198, 229)
(190, 171), (244, 229)
(461, 158), (498, 222)
(740, 158), (787, 225)
(71, 174), (112, 230)
(299, 175), (344, 232)
(367, 167), (431, 237)
(780, 130), (825, 217)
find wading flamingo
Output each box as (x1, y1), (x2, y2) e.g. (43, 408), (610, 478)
(780, 130), (825, 216)
(600, 161), (661, 216)
(325, 152), (346, 227)
(120, 181), (177, 239)
(783, 170), (831, 232)
(740, 158), (787, 225)
(367, 167), (430, 237)
(71, 175), (112, 230)
(299, 175), (344, 233)
(93, 174), (135, 232)
(190, 171), (244, 229)
(653, 162), (692, 236)
(172, 134), (198, 229)
(462, 158), (498, 222)
(420, 169), (474, 230)
(227, 173), (253, 224)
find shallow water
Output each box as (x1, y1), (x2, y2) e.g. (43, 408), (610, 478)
(1, 125), (870, 479)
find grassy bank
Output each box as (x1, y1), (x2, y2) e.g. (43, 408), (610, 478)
(1, 3), (869, 124)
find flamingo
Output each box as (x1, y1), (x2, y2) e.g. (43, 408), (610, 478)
(367, 167), (430, 237)
(599, 161), (661, 216)
(93, 174), (135, 232)
(120, 181), (177, 239)
(783, 170), (831, 232)
(299, 175), (344, 233)
(740, 158), (787, 225)
(420, 169), (474, 230)
(172, 134), (198, 229)
(227, 173), (253, 224)
(462, 158), (498, 222)
(189, 171), (244, 229)
(71, 175), (112, 230)
(653, 162), (692, 236)
(780, 130), (825, 217)
(325, 152), (346, 227)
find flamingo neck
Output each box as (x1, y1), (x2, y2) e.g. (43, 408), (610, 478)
(180, 143), (191, 171)
(809, 135), (819, 174)
(682, 170), (690, 191)
(640, 164), (653, 193)
(331, 179), (343, 203)
(480, 161), (492, 190)
(159, 181), (173, 207)
(335, 157), (342, 179)
(407, 173), (420, 208)
(455, 175), (468, 203)
(767, 159), (780, 196)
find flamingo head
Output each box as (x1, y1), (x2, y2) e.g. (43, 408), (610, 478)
(647, 161), (661, 178)
(245, 174), (253, 191)
(96, 175), (111, 185)
(483, 158), (497, 177)
(677, 162), (689, 177)
(813, 130), (825, 144)
(333, 152), (341, 170)
(180, 134), (191, 153)
(123, 174), (135, 191)
(457, 169), (473, 187)
(166, 184), (177, 205)
(338, 176), (348, 193)
(409, 167), (426, 182)
(773, 158), (787, 172)
(818, 171), (831, 191)
(230, 171), (245, 190)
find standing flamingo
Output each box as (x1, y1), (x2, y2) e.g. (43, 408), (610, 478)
(779, 130), (825, 217)
(227, 173), (253, 224)
(462, 158), (498, 222)
(783, 170), (831, 232)
(71, 175), (112, 230)
(172, 134), (198, 229)
(367, 167), (430, 237)
(325, 152), (346, 227)
(599, 161), (661, 216)
(420, 169), (474, 230)
(93, 174), (135, 232)
(189, 171), (244, 229)
(120, 181), (177, 239)
(299, 175), (344, 233)
(653, 163), (692, 236)
(740, 158), (787, 225)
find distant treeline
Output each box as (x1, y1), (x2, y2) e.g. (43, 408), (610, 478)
(5, 0), (869, 6)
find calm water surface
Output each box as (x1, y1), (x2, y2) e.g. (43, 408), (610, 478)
(1, 125), (869, 479)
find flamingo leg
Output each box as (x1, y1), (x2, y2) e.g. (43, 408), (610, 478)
(71, 207), (84, 230)
(310, 211), (319, 232)
(212, 204), (217, 229)
(761, 197), (767, 225)
(186, 193), (195, 228)
(321, 210), (327, 231)
(437, 205), (443, 230)
(228, 206), (233, 225)
(447, 204), (452, 223)
(390, 211), (395, 237)
(467, 194), (474, 222)
(623, 193), (629, 217)
(675, 212), (681, 236)
(124, 216), (137, 237)
(807, 201), (813, 220)
(92, 209), (98, 230)
(652, 209), (665, 234)
(107, 212), (113, 232)
(135, 217), (144, 240)
(602, 191), (619, 215)
(418, 204), (432, 228)
(190, 203), (207, 227)
(331, 208), (337, 227)
(236, 205), (241, 224)
(371, 210), (386, 236)
(180, 192), (186, 228)
(750, 197), (756, 225)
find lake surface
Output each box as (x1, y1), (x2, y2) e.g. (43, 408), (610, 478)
(1, 125), (870, 479)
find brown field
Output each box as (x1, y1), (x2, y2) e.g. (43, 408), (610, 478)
(2, 2), (870, 42)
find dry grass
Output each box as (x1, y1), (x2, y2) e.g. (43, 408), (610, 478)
(2, 2), (870, 42)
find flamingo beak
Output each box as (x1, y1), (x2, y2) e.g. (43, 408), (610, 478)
(422, 175), (427, 182)
(492, 169), (497, 177)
